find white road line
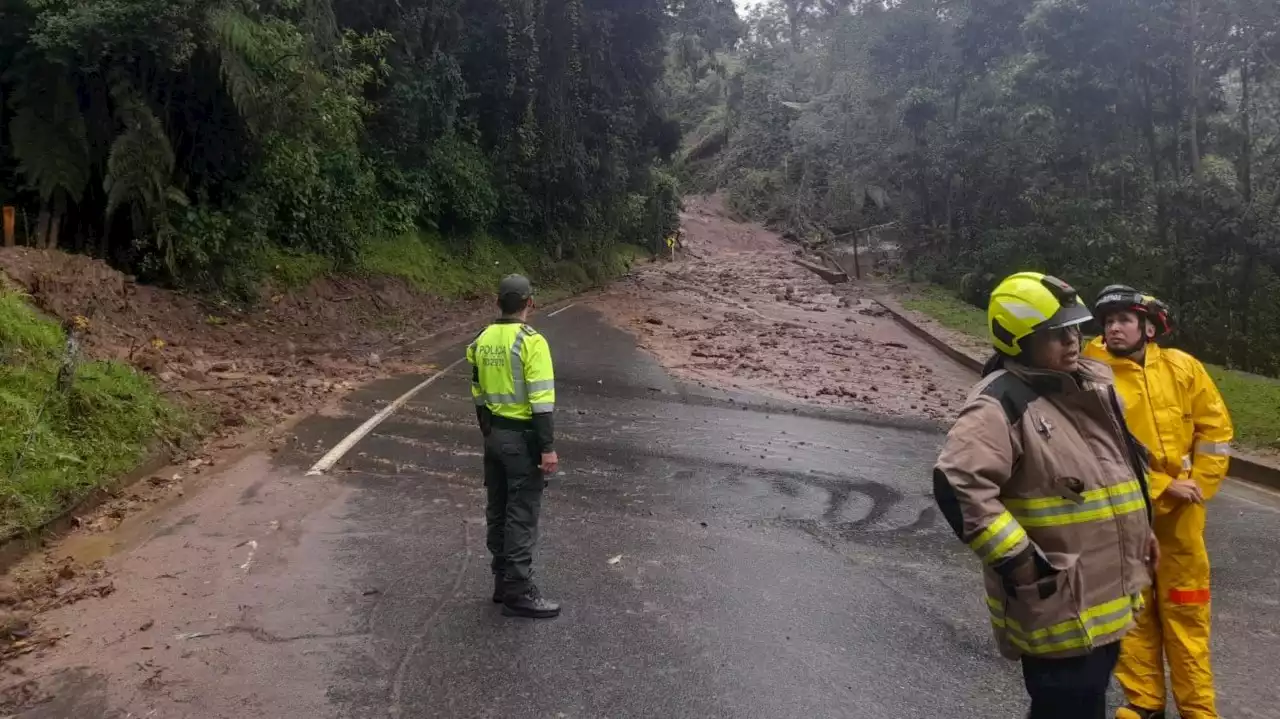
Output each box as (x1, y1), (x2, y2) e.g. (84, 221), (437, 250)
(306, 357), (466, 476)
(308, 301), (576, 476)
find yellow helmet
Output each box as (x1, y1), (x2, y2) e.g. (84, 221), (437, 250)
(988, 272), (1093, 357)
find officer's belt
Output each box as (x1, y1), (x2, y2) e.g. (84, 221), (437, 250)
(490, 415), (534, 431)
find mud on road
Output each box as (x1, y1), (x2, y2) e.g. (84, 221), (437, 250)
(594, 195), (974, 424)
(0, 247), (490, 698)
(0, 195), (987, 716)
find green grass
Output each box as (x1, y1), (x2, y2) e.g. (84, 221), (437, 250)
(260, 247), (336, 290)
(0, 291), (191, 536)
(901, 283), (1280, 453)
(1204, 367), (1280, 451)
(359, 232), (532, 298)
(359, 231), (651, 300)
(899, 285), (988, 339)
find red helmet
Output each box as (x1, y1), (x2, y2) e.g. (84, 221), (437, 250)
(1140, 294), (1173, 339)
(1092, 285), (1172, 339)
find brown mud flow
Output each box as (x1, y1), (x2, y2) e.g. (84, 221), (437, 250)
(593, 195), (974, 424)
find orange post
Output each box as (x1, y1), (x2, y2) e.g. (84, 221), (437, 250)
(2, 206), (14, 248)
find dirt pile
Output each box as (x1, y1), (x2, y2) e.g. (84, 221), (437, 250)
(0, 247), (494, 677)
(596, 195), (975, 422)
(0, 248), (489, 444)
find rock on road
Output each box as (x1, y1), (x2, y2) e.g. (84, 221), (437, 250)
(7, 303), (1280, 719)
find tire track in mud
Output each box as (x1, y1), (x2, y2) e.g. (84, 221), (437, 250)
(716, 467), (940, 541)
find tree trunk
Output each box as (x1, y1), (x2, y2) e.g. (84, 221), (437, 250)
(947, 85), (963, 252)
(1170, 66), (1183, 180)
(784, 0), (801, 50)
(1140, 67), (1169, 248)
(2, 206), (13, 248)
(1241, 57), (1253, 204)
(1187, 0), (1201, 182)
(914, 130), (931, 228)
(46, 191), (66, 250)
(47, 213), (62, 251)
(34, 204), (51, 250)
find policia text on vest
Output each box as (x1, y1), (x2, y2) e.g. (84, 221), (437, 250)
(466, 274), (562, 620)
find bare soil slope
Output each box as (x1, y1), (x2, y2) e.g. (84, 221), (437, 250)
(0, 248), (490, 677)
(0, 248), (488, 442)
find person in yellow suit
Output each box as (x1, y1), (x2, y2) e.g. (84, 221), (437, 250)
(1084, 285), (1233, 719)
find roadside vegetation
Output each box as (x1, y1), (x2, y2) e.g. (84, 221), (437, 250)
(666, 0), (1280, 379)
(266, 233), (652, 300)
(900, 284), (1280, 453)
(0, 0), (690, 300)
(0, 0), (738, 534)
(0, 290), (191, 536)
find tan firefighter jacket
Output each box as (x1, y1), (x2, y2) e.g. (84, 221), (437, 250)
(934, 357), (1154, 660)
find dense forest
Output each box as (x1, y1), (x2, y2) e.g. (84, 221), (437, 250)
(8, 0), (1280, 374)
(675, 0), (1280, 374)
(0, 0), (736, 295)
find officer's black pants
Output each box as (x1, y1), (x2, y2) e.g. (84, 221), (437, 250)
(1021, 641), (1120, 719)
(483, 427), (545, 594)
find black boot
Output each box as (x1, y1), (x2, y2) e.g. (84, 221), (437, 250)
(492, 573), (506, 604)
(502, 584), (561, 619)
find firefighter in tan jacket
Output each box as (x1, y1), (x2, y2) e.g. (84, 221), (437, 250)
(933, 272), (1159, 719)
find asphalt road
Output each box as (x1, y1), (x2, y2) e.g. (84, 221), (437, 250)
(16, 304), (1279, 718)
(286, 305), (1280, 718)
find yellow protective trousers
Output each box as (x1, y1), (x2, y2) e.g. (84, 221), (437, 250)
(1114, 500), (1217, 718)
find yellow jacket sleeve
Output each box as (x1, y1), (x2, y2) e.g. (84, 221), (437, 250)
(465, 341), (483, 405)
(522, 334), (556, 415)
(1188, 361), (1232, 501)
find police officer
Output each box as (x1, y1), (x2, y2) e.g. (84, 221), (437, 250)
(466, 274), (561, 619)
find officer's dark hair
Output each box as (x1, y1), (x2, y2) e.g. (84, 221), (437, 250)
(498, 293), (530, 315)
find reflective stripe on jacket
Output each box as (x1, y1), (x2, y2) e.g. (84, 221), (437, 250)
(933, 358), (1153, 660)
(1082, 338), (1233, 505)
(466, 320), (555, 421)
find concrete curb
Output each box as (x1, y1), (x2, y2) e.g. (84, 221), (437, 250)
(874, 295), (1280, 493)
(875, 296), (986, 374)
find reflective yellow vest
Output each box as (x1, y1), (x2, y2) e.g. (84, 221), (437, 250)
(466, 320), (555, 420)
(1082, 338), (1233, 504)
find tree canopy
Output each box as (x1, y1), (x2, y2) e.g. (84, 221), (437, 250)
(0, 0), (687, 293)
(675, 0), (1280, 374)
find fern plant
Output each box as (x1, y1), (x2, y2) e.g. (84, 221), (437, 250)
(206, 5), (271, 134)
(7, 71), (90, 209)
(103, 81), (188, 273)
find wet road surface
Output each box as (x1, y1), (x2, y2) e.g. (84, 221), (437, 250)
(14, 304), (1280, 718)
(288, 306), (1280, 718)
